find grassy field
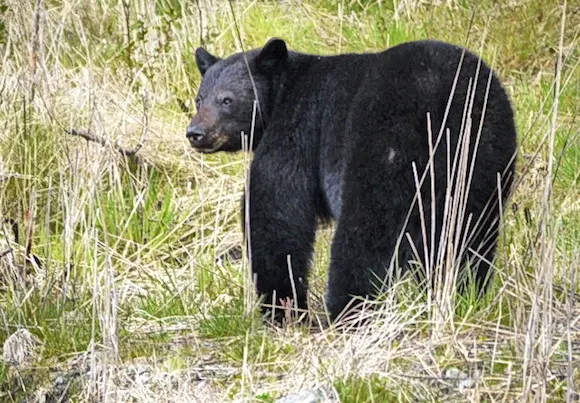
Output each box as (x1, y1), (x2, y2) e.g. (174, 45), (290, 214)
(0, 0), (578, 401)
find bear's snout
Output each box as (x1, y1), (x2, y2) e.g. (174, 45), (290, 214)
(186, 124), (206, 143)
(186, 123), (218, 151)
(186, 122), (228, 153)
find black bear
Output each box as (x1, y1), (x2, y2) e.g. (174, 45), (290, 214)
(186, 38), (517, 322)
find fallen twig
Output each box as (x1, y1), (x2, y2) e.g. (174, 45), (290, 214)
(66, 128), (143, 158)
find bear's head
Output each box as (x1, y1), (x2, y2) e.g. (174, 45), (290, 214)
(186, 38), (288, 153)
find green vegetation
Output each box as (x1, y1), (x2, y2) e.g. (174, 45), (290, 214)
(0, 0), (577, 401)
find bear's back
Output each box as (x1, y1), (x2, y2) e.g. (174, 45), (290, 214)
(313, 40), (516, 221)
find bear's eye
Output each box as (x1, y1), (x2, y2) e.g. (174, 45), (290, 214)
(222, 97), (233, 106)
(195, 98), (201, 109)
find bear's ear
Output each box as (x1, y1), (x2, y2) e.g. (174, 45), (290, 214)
(255, 38), (288, 74)
(195, 47), (220, 75)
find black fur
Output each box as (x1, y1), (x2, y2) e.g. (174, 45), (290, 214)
(187, 38), (517, 322)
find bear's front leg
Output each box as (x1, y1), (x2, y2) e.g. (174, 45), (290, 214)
(244, 154), (319, 323)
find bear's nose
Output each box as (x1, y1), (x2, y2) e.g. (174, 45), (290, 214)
(186, 125), (205, 142)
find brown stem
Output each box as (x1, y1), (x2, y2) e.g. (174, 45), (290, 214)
(66, 129), (143, 158)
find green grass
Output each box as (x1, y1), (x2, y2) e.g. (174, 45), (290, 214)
(0, 0), (578, 401)
(334, 375), (406, 402)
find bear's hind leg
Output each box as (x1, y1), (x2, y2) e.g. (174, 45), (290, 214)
(325, 182), (418, 322)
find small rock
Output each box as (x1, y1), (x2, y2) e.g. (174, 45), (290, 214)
(1, 328), (42, 367)
(444, 367), (467, 380)
(444, 367), (476, 390)
(52, 375), (71, 401)
(125, 364), (152, 385)
(457, 378), (475, 390)
(54, 375), (68, 388)
(275, 386), (337, 403)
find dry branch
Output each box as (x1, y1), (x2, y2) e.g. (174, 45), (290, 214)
(66, 128), (143, 158)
